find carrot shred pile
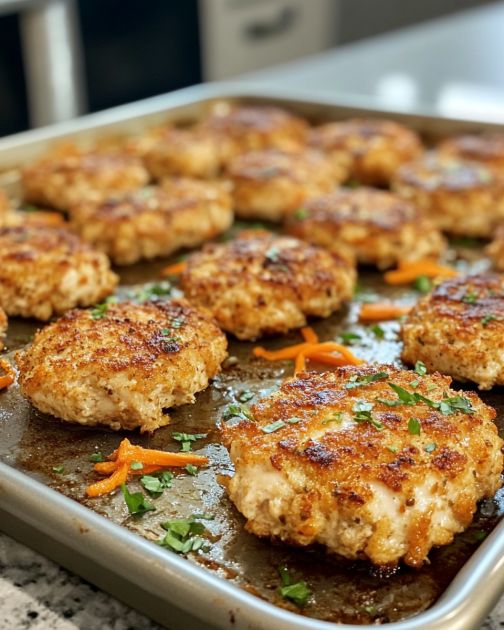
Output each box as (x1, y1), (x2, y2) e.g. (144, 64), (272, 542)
(161, 261), (187, 276)
(384, 259), (458, 285)
(253, 326), (364, 375)
(0, 358), (15, 391)
(86, 438), (207, 497)
(359, 303), (412, 322)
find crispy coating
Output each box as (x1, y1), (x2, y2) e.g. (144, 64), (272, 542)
(285, 187), (446, 269)
(308, 118), (422, 186)
(21, 151), (150, 211)
(200, 103), (308, 163)
(180, 232), (355, 340)
(0, 189), (11, 215)
(227, 148), (341, 221)
(0, 307), (6, 350)
(487, 224), (504, 271)
(438, 134), (504, 176)
(401, 273), (504, 389)
(392, 154), (504, 237)
(144, 127), (222, 179)
(1, 209), (68, 229)
(70, 179), (233, 265)
(221, 365), (502, 567)
(0, 225), (118, 320)
(16, 299), (227, 432)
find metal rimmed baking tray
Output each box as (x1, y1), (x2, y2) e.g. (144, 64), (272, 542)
(2, 84), (504, 630)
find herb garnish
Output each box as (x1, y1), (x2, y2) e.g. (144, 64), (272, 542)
(278, 565), (311, 607)
(294, 207), (308, 220)
(129, 461), (143, 470)
(89, 452), (105, 463)
(482, 314), (497, 327)
(90, 296), (118, 320)
(261, 420), (286, 434)
(352, 401), (383, 430)
(159, 515), (212, 554)
(474, 530), (487, 542)
(133, 282), (172, 303)
(424, 442), (437, 453)
(377, 382), (475, 415)
(344, 371), (389, 389)
(414, 360), (427, 376)
(388, 445), (399, 454)
(237, 389), (254, 403)
(52, 465), (64, 474)
(408, 417), (421, 435)
(370, 324), (385, 339)
(141, 471), (174, 496)
(322, 411), (344, 425)
(222, 404), (252, 421)
(121, 484), (155, 516)
(172, 432), (207, 452)
(462, 291), (478, 304)
(413, 275), (432, 293)
(185, 464), (198, 476)
(339, 332), (362, 345)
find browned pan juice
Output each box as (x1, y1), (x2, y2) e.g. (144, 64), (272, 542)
(1, 234), (502, 625)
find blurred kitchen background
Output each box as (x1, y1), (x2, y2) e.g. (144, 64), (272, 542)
(0, 0), (499, 136)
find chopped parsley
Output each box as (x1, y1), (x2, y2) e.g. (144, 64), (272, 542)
(121, 484), (155, 516)
(261, 420), (286, 434)
(222, 404), (252, 422)
(278, 565), (311, 607)
(414, 360), (427, 376)
(413, 275), (432, 293)
(141, 471), (174, 496)
(52, 465), (64, 474)
(377, 382), (475, 415)
(423, 442), (437, 453)
(352, 400), (383, 430)
(172, 432), (207, 452)
(408, 417), (421, 435)
(473, 530), (487, 542)
(410, 379), (420, 388)
(159, 328), (181, 344)
(482, 314), (497, 327)
(236, 389), (254, 403)
(450, 236), (481, 249)
(90, 296), (118, 320)
(129, 461), (144, 471)
(344, 371), (388, 389)
(184, 464), (198, 476)
(369, 324), (385, 339)
(462, 291), (478, 304)
(159, 515), (212, 554)
(89, 452), (105, 463)
(388, 445), (399, 454)
(322, 411), (344, 425)
(133, 282), (172, 302)
(294, 207), (308, 220)
(338, 331), (362, 345)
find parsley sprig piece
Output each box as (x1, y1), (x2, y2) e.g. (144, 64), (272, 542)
(344, 371), (388, 389)
(482, 314), (497, 327)
(413, 275), (432, 294)
(408, 417), (421, 435)
(369, 324), (385, 339)
(121, 484), (155, 516)
(133, 282), (172, 303)
(462, 291), (478, 304)
(414, 361), (427, 376)
(278, 565), (311, 607)
(141, 471), (174, 497)
(352, 401), (383, 430)
(90, 296), (118, 320)
(338, 332), (362, 345)
(377, 382), (475, 415)
(222, 404), (252, 422)
(172, 432), (207, 452)
(159, 514), (213, 554)
(89, 452), (105, 463)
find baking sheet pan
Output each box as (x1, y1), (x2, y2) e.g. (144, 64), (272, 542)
(1, 84), (504, 629)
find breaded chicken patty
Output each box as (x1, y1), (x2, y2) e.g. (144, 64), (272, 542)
(0, 189), (11, 215)
(70, 179), (233, 265)
(438, 134), (504, 176)
(180, 232), (355, 340)
(221, 365), (502, 567)
(22, 150), (149, 211)
(144, 127), (222, 179)
(402, 273), (504, 389)
(392, 154), (504, 237)
(308, 119), (423, 186)
(487, 224), (504, 271)
(16, 299), (227, 432)
(227, 148), (340, 221)
(1, 209), (67, 229)
(200, 103), (308, 163)
(0, 225), (118, 320)
(0, 307), (6, 350)
(285, 188), (446, 269)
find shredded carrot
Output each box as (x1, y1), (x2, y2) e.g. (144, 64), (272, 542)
(0, 359), (15, 391)
(161, 261), (187, 276)
(295, 352), (306, 373)
(307, 353), (349, 367)
(300, 326), (319, 344)
(86, 437), (208, 497)
(384, 259), (458, 285)
(359, 303), (412, 322)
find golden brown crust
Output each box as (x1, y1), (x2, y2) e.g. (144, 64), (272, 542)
(180, 232), (355, 340)
(227, 148), (341, 221)
(285, 187), (446, 268)
(487, 224), (504, 270)
(438, 134), (504, 175)
(16, 299), (227, 432)
(0, 225), (118, 320)
(22, 151), (150, 211)
(401, 273), (504, 389)
(70, 179), (233, 265)
(308, 118), (423, 185)
(0, 306), (6, 350)
(222, 365), (502, 567)
(392, 154), (504, 236)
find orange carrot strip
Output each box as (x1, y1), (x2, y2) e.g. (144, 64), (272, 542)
(301, 326), (319, 344)
(161, 261), (187, 276)
(359, 303), (412, 322)
(0, 359), (15, 391)
(294, 353), (306, 374)
(86, 463), (128, 497)
(384, 260), (458, 285)
(307, 353), (349, 367)
(304, 348), (364, 366)
(93, 461), (117, 474)
(124, 448), (207, 467)
(253, 342), (313, 361)
(304, 342), (364, 364)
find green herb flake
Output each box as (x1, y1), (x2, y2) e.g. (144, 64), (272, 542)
(172, 432), (207, 453)
(410, 380), (420, 389)
(294, 207), (308, 220)
(322, 411), (344, 425)
(159, 515), (212, 554)
(413, 275), (432, 294)
(387, 445), (399, 454)
(141, 471), (174, 496)
(423, 442), (437, 453)
(261, 420), (286, 434)
(482, 314), (497, 327)
(462, 291), (478, 304)
(121, 484), (155, 516)
(185, 464), (198, 476)
(129, 460), (143, 471)
(408, 417), (421, 436)
(277, 566), (311, 607)
(52, 465), (64, 474)
(286, 416), (302, 424)
(134, 282), (173, 303)
(338, 331), (362, 345)
(90, 296), (117, 320)
(370, 324), (385, 339)
(344, 371), (389, 390)
(222, 404), (252, 422)
(377, 382), (475, 416)
(474, 530), (487, 542)
(237, 389), (254, 403)
(89, 452), (105, 463)
(414, 360), (427, 376)
(352, 400), (383, 430)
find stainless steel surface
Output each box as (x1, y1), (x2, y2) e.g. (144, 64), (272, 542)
(1, 84), (504, 629)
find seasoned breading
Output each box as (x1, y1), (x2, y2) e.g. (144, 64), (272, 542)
(438, 134), (504, 176)
(22, 150), (149, 211)
(180, 232), (355, 340)
(401, 273), (504, 389)
(487, 224), (504, 270)
(227, 148), (341, 222)
(16, 299), (227, 432)
(0, 225), (118, 320)
(392, 154), (504, 237)
(70, 179), (233, 265)
(308, 118), (422, 186)
(285, 187), (446, 269)
(200, 103), (308, 163)
(144, 127), (222, 179)
(0, 307), (6, 350)
(221, 365), (502, 567)
(1, 209), (67, 228)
